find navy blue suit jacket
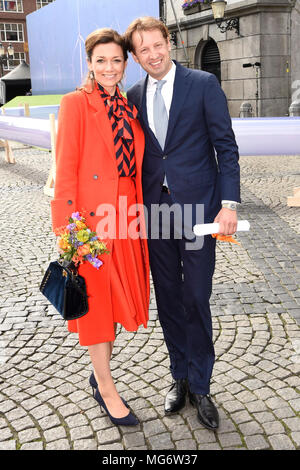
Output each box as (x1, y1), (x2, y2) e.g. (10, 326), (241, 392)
(127, 61), (240, 224)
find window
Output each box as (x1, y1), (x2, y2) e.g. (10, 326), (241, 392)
(0, 23), (24, 42)
(0, 1), (23, 13)
(3, 51), (25, 70)
(36, 0), (54, 8)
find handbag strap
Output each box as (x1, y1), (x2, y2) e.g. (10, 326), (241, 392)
(65, 269), (88, 298)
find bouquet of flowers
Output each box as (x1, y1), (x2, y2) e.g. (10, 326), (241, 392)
(54, 211), (109, 269)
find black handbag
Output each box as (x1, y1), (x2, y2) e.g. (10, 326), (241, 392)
(40, 260), (89, 320)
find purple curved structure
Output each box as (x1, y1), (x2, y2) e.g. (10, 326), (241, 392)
(0, 115), (299, 155)
(0, 115), (55, 149)
(232, 117), (300, 156)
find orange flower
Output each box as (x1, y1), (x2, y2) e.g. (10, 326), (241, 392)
(54, 226), (69, 236)
(58, 238), (71, 250)
(72, 254), (84, 265)
(77, 243), (91, 256)
(212, 234), (240, 245)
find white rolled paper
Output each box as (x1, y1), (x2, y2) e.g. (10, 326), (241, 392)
(193, 220), (250, 236)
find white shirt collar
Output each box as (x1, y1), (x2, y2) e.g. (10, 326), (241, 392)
(147, 61), (176, 89)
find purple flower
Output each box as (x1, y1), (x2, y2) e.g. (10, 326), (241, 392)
(87, 256), (103, 269)
(67, 223), (77, 231)
(182, 0), (206, 8)
(93, 258), (103, 269)
(71, 211), (81, 220)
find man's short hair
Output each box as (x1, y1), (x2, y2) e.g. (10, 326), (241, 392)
(124, 16), (170, 53)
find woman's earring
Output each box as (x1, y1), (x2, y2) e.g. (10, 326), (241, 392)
(89, 70), (94, 80)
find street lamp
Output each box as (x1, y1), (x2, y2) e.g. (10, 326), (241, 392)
(211, 0), (239, 35)
(0, 42), (15, 77)
(243, 62), (261, 117)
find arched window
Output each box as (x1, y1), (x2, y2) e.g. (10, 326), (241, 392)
(201, 39), (221, 84)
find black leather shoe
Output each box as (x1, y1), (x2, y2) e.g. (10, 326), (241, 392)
(164, 379), (188, 415)
(189, 393), (219, 430)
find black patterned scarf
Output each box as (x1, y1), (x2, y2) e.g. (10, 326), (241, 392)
(97, 83), (138, 177)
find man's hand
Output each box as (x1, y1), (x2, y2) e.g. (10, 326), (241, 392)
(214, 208), (237, 236)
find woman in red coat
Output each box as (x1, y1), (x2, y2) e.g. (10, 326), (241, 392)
(51, 28), (150, 426)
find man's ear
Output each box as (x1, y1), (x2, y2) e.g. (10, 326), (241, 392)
(131, 52), (140, 64)
(167, 38), (171, 53)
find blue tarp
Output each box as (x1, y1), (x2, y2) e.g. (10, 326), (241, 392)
(27, 0), (159, 95)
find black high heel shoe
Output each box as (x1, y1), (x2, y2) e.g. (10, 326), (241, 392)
(89, 372), (129, 409)
(94, 388), (139, 426)
(89, 372), (129, 408)
(89, 372), (100, 397)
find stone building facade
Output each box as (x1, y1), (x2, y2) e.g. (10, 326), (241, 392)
(161, 0), (300, 117)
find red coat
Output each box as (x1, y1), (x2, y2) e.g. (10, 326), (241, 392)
(51, 86), (150, 345)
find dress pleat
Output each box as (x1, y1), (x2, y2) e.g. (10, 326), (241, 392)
(67, 176), (148, 344)
(111, 177), (148, 330)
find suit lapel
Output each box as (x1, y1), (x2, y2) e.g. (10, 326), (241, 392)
(164, 62), (192, 149)
(138, 76), (163, 153)
(138, 62), (192, 152)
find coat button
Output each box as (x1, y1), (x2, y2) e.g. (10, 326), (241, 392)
(90, 211), (95, 216)
(67, 200), (72, 205)
(93, 175), (98, 180)
(163, 155), (167, 159)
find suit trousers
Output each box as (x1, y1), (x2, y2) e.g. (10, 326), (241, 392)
(148, 191), (216, 394)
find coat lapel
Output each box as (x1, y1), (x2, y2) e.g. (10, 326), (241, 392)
(131, 119), (145, 172)
(85, 87), (116, 165)
(86, 86), (145, 175)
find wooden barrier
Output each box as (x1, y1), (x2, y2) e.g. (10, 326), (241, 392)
(287, 188), (300, 207)
(44, 113), (56, 197)
(0, 107), (15, 163)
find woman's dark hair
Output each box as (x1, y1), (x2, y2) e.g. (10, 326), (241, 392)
(79, 28), (127, 92)
(86, 28), (128, 62)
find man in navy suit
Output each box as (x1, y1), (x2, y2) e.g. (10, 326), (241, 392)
(125, 17), (240, 430)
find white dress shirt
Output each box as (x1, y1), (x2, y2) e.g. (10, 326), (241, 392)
(145, 61), (237, 207)
(146, 60), (176, 135)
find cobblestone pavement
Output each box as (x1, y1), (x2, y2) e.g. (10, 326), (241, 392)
(0, 146), (299, 451)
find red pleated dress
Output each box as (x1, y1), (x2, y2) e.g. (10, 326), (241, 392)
(66, 84), (149, 344)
